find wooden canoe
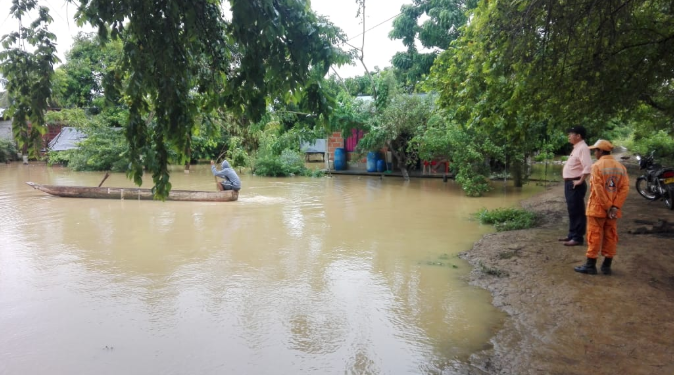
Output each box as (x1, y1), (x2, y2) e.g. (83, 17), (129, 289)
(26, 182), (238, 202)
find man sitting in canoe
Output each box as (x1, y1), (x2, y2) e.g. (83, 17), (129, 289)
(211, 160), (241, 192)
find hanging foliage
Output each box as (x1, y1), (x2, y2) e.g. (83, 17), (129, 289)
(0, 0), (59, 159)
(69, 0), (349, 198)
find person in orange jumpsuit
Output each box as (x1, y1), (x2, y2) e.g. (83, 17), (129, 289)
(574, 140), (629, 275)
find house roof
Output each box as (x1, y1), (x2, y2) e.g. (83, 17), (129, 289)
(300, 138), (326, 153)
(48, 127), (87, 151)
(356, 92), (431, 103)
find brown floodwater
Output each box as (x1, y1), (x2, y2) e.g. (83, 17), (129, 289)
(0, 163), (542, 374)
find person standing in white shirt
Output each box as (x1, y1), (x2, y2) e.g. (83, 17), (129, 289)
(559, 126), (593, 246)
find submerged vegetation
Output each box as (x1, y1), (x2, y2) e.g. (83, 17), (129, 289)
(0, 139), (17, 163)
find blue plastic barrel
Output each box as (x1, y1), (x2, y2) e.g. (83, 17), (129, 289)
(376, 159), (385, 172)
(334, 148), (347, 170)
(366, 152), (378, 172)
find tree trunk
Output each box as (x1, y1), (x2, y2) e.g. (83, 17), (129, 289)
(184, 139), (191, 173)
(388, 142), (409, 181)
(511, 157), (525, 188)
(22, 143), (28, 164)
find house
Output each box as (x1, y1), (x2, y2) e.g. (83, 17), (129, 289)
(325, 95), (382, 170)
(325, 93), (441, 173)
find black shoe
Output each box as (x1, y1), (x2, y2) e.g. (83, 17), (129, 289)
(601, 257), (613, 275)
(564, 239), (582, 247)
(574, 258), (598, 274)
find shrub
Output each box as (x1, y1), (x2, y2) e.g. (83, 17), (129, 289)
(253, 155), (288, 176)
(0, 139), (17, 162)
(627, 130), (674, 165)
(67, 126), (129, 172)
(225, 136), (249, 170)
(46, 149), (75, 166)
(476, 207), (536, 231)
(253, 148), (324, 177)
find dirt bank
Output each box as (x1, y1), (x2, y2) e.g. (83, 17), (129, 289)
(461, 176), (674, 374)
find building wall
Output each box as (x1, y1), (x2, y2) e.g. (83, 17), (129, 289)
(327, 132), (344, 161)
(46, 124), (63, 143)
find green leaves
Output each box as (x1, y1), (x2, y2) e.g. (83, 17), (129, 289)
(66, 0), (349, 198)
(0, 0), (58, 158)
(389, 0), (477, 91)
(476, 207), (536, 232)
(50, 33), (123, 109)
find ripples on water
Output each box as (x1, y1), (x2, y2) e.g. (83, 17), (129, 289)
(0, 163), (541, 374)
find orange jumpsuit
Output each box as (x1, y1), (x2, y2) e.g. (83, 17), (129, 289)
(585, 155), (629, 259)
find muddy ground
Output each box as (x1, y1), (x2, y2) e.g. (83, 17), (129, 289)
(461, 170), (674, 374)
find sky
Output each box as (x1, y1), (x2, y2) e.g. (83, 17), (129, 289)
(0, 0), (413, 79)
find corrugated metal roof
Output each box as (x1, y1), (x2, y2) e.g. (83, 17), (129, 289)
(300, 139), (326, 153)
(48, 127), (87, 151)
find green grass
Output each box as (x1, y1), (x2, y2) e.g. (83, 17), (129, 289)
(476, 207), (537, 232)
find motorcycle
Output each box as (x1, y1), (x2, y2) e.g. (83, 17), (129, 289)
(635, 151), (674, 210)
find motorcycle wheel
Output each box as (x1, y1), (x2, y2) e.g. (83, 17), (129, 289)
(636, 177), (658, 201)
(666, 184), (674, 210)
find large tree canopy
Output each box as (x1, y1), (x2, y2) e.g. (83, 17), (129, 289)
(67, 0), (349, 197)
(51, 32), (122, 109)
(478, 0), (674, 128)
(389, 0), (477, 90)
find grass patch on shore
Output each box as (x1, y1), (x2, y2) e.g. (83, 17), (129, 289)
(476, 207), (536, 232)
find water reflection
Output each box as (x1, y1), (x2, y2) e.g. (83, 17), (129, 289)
(0, 163), (542, 374)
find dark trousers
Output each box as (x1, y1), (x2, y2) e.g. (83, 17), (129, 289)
(221, 181), (240, 191)
(565, 180), (587, 243)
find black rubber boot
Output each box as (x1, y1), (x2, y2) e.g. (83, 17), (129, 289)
(574, 257), (598, 275)
(601, 257), (613, 275)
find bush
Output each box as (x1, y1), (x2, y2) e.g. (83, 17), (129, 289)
(253, 148), (323, 177)
(476, 207), (536, 231)
(226, 136), (250, 170)
(0, 139), (17, 162)
(456, 172), (491, 197)
(46, 149), (75, 166)
(253, 155), (288, 176)
(67, 126), (129, 172)
(627, 130), (674, 165)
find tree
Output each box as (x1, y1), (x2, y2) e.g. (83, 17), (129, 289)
(50, 32), (123, 109)
(69, 0), (349, 198)
(470, 0), (674, 130)
(389, 0), (477, 91)
(0, 0), (59, 161)
(356, 93), (437, 180)
(425, 0), (622, 193)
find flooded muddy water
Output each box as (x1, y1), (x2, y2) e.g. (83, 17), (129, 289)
(0, 163), (541, 374)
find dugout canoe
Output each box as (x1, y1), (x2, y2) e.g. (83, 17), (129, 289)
(26, 182), (238, 202)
